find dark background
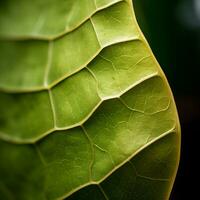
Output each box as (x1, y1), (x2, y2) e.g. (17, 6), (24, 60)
(133, 0), (200, 199)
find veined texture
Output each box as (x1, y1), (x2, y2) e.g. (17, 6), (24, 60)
(0, 0), (180, 199)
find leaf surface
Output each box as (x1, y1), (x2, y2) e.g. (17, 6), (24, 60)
(0, 0), (180, 199)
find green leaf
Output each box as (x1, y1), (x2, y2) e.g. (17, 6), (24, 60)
(0, 0), (180, 199)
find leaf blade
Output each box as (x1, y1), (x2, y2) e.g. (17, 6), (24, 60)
(0, 1), (180, 199)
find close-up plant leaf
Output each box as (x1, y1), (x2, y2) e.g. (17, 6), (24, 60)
(0, 0), (181, 199)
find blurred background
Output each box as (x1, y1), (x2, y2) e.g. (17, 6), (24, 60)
(133, 0), (200, 199)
